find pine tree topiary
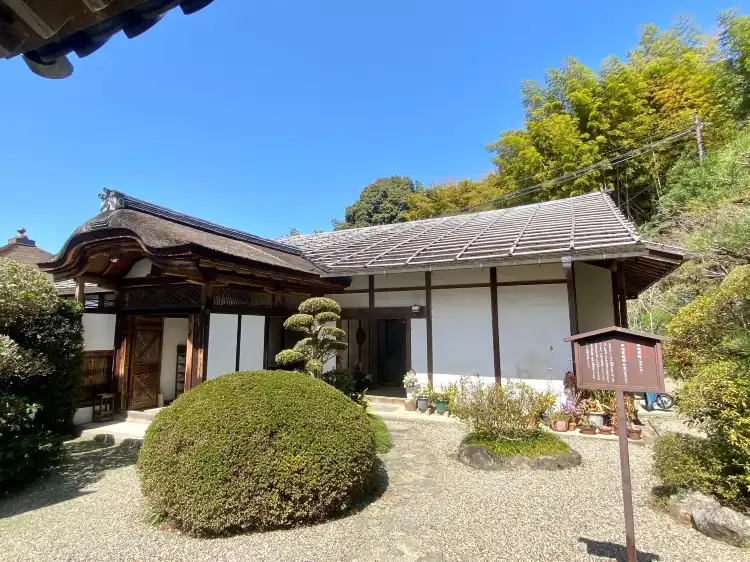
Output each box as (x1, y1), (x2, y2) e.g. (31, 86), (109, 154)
(274, 297), (347, 376)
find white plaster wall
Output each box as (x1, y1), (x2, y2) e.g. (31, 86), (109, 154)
(432, 268), (490, 285)
(326, 292), (368, 308)
(239, 315), (265, 371)
(575, 262), (615, 333)
(207, 313), (238, 381)
(73, 406), (93, 425)
(82, 314), (116, 351)
(497, 263), (565, 282)
(497, 284), (572, 397)
(431, 287), (495, 390)
(374, 272), (425, 289)
(345, 276), (369, 291)
(374, 290), (425, 307)
(159, 317), (188, 401)
(410, 318), (428, 386)
(123, 258), (153, 278)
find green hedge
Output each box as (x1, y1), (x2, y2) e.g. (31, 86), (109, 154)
(654, 433), (749, 513)
(137, 370), (377, 535)
(0, 394), (61, 487)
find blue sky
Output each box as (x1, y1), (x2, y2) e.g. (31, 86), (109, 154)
(0, 1), (740, 251)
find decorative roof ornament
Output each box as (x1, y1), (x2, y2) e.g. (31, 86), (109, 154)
(7, 227), (36, 246)
(99, 188), (125, 212)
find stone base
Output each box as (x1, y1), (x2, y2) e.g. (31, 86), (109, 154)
(458, 443), (582, 471)
(667, 491), (750, 548)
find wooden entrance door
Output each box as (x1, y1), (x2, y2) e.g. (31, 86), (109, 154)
(129, 317), (163, 410)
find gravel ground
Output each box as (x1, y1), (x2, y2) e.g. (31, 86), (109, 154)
(1, 421), (748, 562)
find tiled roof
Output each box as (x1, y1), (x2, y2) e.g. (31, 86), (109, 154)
(281, 191), (652, 275)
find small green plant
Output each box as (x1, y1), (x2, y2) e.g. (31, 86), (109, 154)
(274, 297), (347, 376)
(403, 370), (419, 389)
(465, 432), (570, 458)
(549, 411), (571, 423)
(451, 375), (557, 440)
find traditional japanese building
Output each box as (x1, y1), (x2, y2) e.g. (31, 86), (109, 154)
(40, 189), (685, 423)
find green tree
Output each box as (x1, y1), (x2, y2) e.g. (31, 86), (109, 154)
(333, 176), (418, 229)
(275, 297), (348, 376)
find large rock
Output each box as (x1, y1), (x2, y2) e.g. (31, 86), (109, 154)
(692, 503), (750, 548)
(458, 443), (581, 471)
(667, 491), (750, 548)
(668, 491), (718, 526)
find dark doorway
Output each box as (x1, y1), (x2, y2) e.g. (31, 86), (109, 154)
(377, 319), (407, 387)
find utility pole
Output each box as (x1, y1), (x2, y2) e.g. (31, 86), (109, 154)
(695, 114), (704, 162)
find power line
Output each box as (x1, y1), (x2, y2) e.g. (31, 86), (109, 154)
(455, 126), (696, 215)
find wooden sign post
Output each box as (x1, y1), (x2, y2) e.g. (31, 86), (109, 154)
(565, 327), (671, 562)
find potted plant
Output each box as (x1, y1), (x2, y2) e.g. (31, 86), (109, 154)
(627, 423), (642, 440)
(586, 399), (606, 427)
(562, 397), (581, 432)
(579, 419), (596, 435)
(416, 388), (430, 413)
(403, 369), (419, 398)
(598, 425), (613, 436)
(550, 411), (570, 432)
(434, 390), (449, 415)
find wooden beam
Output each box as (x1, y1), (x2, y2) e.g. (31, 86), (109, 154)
(74, 277), (86, 304)
(368, 275), (375, 308)
(340, 307), (425, 320)
(425, 271), (434, 387)
(490, 268), (501, 385)
(617, 263), (629, 328)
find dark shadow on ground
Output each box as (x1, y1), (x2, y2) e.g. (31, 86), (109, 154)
(0, 440), (139, 519)
(578, 538), (660, 562)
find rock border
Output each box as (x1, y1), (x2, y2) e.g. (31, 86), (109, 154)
(458, 442), (582, 471)
(667, 491), (750, 548)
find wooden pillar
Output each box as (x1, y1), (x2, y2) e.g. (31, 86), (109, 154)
(611, 268), (621, 328)
(113, 314), (131, 411)
(185, 283), (212, 390)
(74, 277), (85, 305)
(425, 271), (434, 387)
(562, 257), (578, 336)
(617, 263), (629, 329)
(563, 257), (578, 375)
(235, 313), (243, 372)
(489, 267), (501, 385)
(368, 275), (375, 308)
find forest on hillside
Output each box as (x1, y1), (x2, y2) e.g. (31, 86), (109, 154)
(332, 10), (750, 230)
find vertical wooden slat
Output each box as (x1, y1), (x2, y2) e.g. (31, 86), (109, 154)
(425, 271), (433, 387)
(74, 277), (85, 305)
(617, 263), (629, 328)
(489, 267), (502, 385)
(263, 315), (270, 369)
(235, 313), (242, 371)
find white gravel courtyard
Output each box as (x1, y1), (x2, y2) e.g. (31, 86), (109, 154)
(0, 420), (747, 562)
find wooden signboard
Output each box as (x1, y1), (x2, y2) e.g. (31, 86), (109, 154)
(565, 326), (670, 393)
(564, 326), (671, 562)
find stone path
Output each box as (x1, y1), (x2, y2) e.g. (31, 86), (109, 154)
(0, 421), (746, 561)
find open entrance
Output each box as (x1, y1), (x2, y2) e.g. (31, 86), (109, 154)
(340, 315), (410, 397)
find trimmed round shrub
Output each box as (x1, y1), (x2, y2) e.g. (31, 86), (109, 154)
(137, 370), (377, 535)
